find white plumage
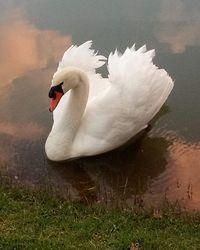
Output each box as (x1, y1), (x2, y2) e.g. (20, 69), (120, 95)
(57, 41), (106, 73)
(45, 41), (174, 161)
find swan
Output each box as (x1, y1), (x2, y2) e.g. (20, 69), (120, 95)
(45, 41), (174, 161)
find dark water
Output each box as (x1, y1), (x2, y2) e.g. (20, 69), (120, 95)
(0, 0), (200, 211)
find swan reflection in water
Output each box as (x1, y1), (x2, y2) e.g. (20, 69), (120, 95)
(47, 129), (170, 207)
(0, 122), (170, 207)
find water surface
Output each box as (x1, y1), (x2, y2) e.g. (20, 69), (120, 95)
(0, 0), (200, 211)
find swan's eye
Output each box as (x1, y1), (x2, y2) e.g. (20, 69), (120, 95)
(55, 82), (64, 93)
(48, 87), (56, 99)
(48, 82), (64, 99)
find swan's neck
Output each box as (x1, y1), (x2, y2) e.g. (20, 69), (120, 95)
(46, 69), (89, 161)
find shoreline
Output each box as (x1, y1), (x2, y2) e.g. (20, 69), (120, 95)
(1, 185), (200, 249)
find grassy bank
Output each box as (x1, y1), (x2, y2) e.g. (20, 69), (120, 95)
(0, 187), (200, 250)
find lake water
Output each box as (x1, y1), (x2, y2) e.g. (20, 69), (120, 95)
(0, 0), (200, 211)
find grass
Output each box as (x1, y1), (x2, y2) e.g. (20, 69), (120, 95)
(0, 186), (200, 249)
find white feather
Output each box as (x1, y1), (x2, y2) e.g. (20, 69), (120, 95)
(56, 41), (106, 74)
(46, 41), (174, 161)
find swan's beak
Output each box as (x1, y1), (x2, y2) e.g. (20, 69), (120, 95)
(49, 92), (63, 112)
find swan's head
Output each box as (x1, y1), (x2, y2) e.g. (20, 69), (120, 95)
(48, 67), (81, 112)
(48, 82), (64, 112)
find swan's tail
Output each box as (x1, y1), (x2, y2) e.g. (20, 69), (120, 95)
(57, 41), (106, 73)
(107, 45), (174, 126)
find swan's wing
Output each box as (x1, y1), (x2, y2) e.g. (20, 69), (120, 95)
(56, 41), (106, 74)
(71, 45), (174, 158)
(87, 73), (111, 100)
(107, 45), (174, 124)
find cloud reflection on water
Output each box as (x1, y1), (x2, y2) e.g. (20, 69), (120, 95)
(156, 0), (200, 53)
(0, 122), (46, 140)
(144, 131), (200, 210)
(0, 6), (71, 174)
(0, 8), (71, 87)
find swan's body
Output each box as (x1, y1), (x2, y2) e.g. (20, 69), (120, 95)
(45, 41), (174, 161)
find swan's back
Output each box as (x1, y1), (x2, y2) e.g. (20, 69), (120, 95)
(72, 44), (174, 157)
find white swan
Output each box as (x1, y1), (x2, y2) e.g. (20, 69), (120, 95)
(45, 41), (174, 161)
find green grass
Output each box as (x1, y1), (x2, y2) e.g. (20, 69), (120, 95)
(0, 187), (200, 249)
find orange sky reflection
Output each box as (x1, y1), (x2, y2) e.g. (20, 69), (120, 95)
(145, 133), (200, 211)
(0, 8), (72, 87)
(156, 0), (200, 53)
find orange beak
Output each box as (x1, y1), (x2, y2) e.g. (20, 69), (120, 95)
(49, 92), (63, 112)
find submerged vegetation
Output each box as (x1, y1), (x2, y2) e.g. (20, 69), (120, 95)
(0, 186), (200, 250)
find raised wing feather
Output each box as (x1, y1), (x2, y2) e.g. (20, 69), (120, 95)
(107, 45), (174, 127)
(108, 45), (156, 85)
(57, 41), (106, 74)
